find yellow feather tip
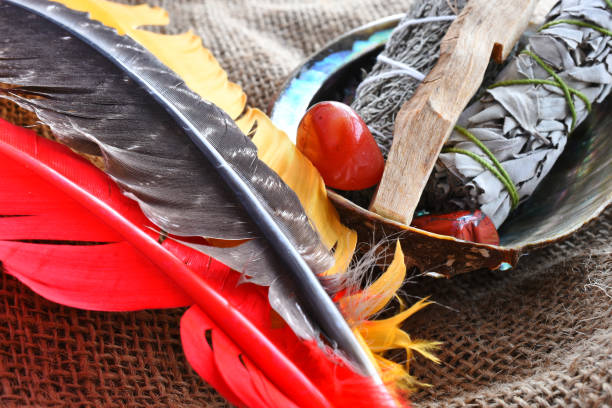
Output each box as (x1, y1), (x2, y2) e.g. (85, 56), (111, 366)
(351, 245), (441, 392)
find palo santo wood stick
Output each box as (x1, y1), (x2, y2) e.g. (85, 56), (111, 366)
(369, 0), (536, 225)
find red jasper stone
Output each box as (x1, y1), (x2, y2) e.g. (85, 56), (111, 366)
(412, 210), (500, 245)
(297, 101), (384, 191)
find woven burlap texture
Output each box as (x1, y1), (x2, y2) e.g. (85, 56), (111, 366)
(1, 0), (611, 407)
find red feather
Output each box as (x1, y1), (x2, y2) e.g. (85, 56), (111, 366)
(180, 305), (247, 407)
(180, 252), (403, 408)
(183, 306), (299, 408)
(0, 118), (403, 407)
(0, 118), (204, 310)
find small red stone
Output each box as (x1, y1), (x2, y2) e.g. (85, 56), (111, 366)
(296, 101), (385, 191)
(411, 210), (500, 245)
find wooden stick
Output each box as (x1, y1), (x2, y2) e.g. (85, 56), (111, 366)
(369, 0), (536, 225)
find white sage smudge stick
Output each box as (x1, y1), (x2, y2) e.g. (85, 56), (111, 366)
(351, 0), (467, 156)
(354, 0), (612, 227)
(424, 0), (612, 227)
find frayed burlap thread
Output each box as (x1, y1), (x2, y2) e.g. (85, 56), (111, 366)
(1, 1), (611, 407)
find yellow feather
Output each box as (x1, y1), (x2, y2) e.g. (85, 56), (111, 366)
(236, 108), (357, 275)
(340, 242), (406, 322)
(54, 0), (246, 119)
(50, 0), (439, 393)
(374, 355), (432, 392)
(353, 283), (440, 385)
(356, 297), (440, 371)
(52, 0), (357, 276)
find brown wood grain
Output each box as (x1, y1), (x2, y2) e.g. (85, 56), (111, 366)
(369, 0), (537, 224)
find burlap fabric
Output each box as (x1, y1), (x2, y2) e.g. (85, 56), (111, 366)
(1, 1), (610, 407)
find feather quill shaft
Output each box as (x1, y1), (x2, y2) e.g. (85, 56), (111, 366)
(0, 0), (378, 378)
(0, 118), (335, 408)
(0, 118), (402, 407)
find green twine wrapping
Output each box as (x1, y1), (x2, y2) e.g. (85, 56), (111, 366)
(540, 19), (612, 37)
(521, 50), (579, 130)
(443, 126), (520, 209)
(439, 9), (612, 211)
(488, 79), (592, 113)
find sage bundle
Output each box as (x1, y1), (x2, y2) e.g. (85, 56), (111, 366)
(351, 0), (467, 155)
(354, 0), (612, 227)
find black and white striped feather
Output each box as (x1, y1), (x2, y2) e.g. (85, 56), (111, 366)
(0, 0), (378, 378)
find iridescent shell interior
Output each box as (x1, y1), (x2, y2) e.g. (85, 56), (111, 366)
(269, 16), (612, 275)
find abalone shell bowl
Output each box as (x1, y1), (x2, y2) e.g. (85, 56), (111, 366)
(269, 16), (612, 277)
